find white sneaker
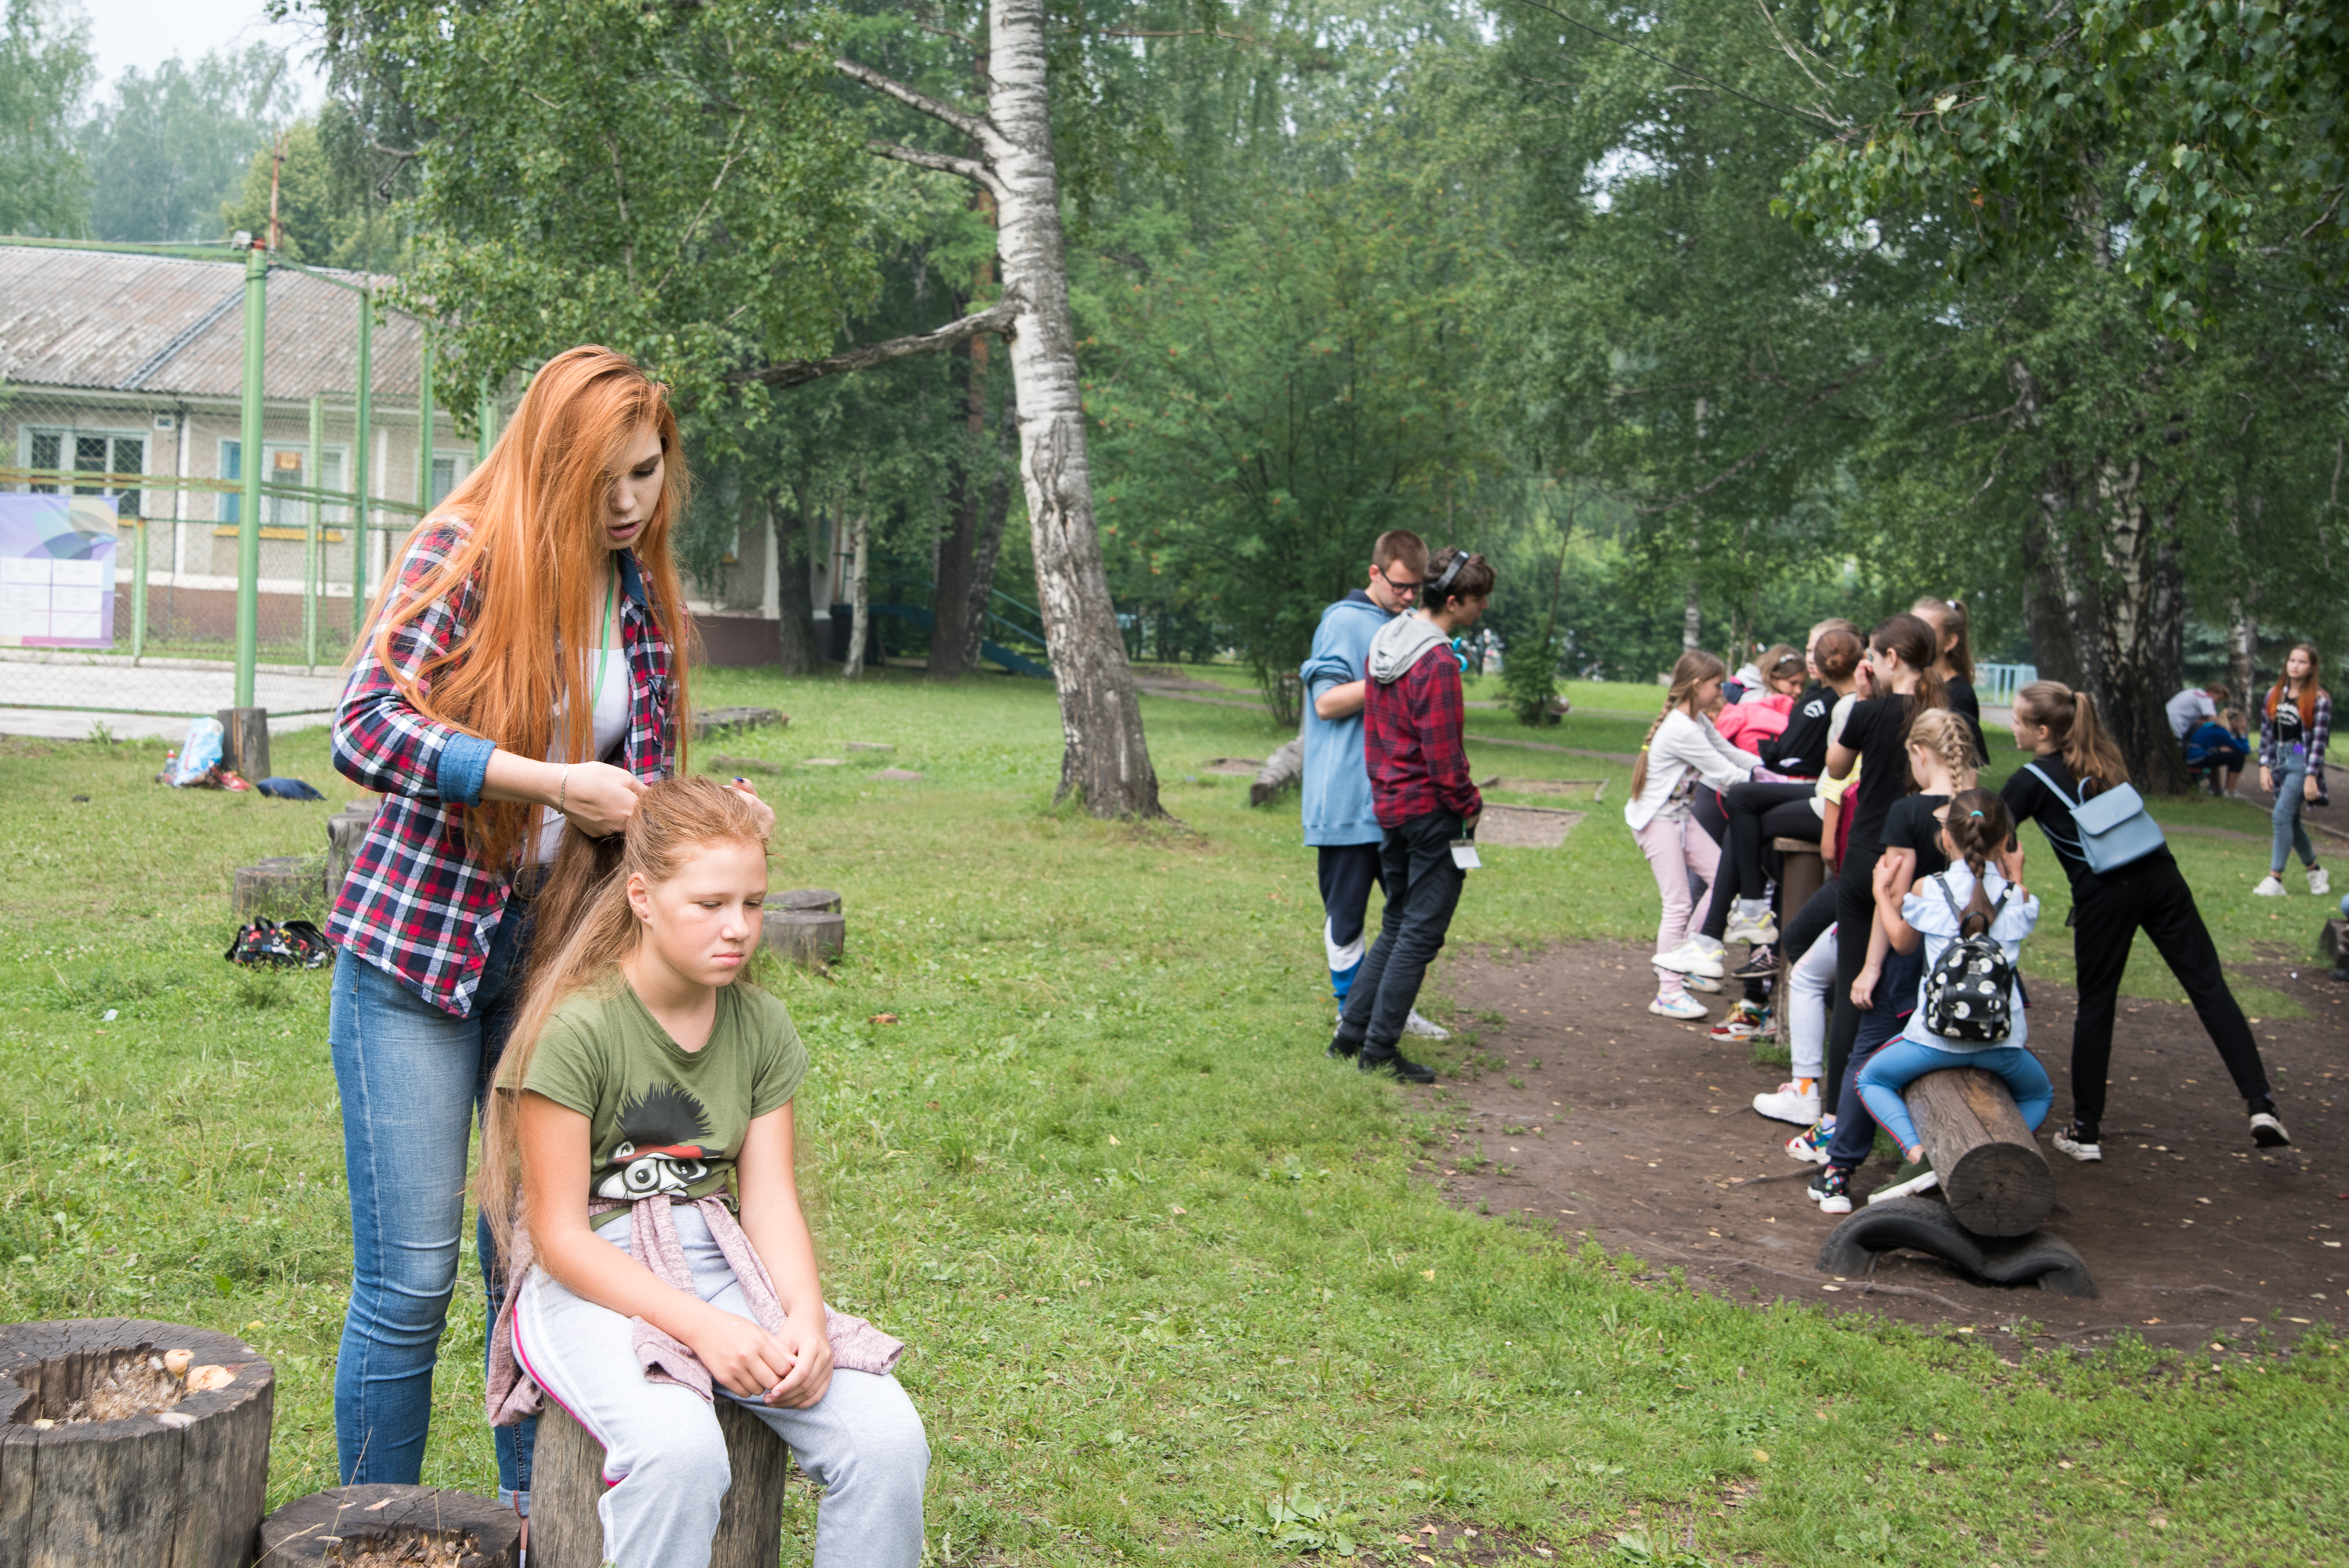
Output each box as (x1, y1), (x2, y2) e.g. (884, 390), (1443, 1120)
(1752, 1080), (1821, 1125)
(1683, 973), (1723, 993)
(1723, 899), (1780, 946)
(2251, 1112), (2293, 1148)
(1402, 1009), (1450, 1040)
(2051, 1124), (2102, 1162)
(1649, 992), (1709, 1021)
(2253, 874), (2288, 897)
(2311, 867), (2331, 897)
(1654, 937), (1726, 979)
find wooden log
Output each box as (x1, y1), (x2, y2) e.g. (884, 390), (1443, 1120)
(325, 803), (376, 903)
(763, 910), (846, 968)
(771, 889), (843, 914)
(233, 856), (323, 920)
(529, 1396), (791, 1568)
(692, 707), (787, 740)
(254, 1484), (520, 1566)
(1770, 839), (1824, 1045)
(215, 706), (270, 783)
(0, 1318), (273, 1568)
(2320, 917), (2347, 968)
(1249, 736), (1304, 807)
(1904, 1067), (2055, 1238)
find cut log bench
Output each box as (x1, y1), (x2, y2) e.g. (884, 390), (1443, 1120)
(254, 1484), (520, 1566)
(233, 856), (327, 921)
(1770, 838), (1826, 1046)
(215, 705), (270, 784)
(0, 1318), (274, 1566)
(1817, 1067), (2096, 1296)
(763, 889), (845, 969)
(529, 1398), (791, 1568)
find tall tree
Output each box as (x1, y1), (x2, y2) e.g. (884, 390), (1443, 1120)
(0, 0), (92, 236)
(81, 44), (294, 243)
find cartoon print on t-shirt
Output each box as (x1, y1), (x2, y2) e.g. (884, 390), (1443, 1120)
(597, 1081), (716, 1199)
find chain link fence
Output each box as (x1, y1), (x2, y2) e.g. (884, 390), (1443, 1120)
(0, 237), (500, 739)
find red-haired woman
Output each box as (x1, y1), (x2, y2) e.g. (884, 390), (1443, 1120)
(2253, 643), (2331, 899)
(323, 348), (766, 1515)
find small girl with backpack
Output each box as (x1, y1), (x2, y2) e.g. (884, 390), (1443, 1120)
(479, 777), (929, 1567)
(1629, 651), (1763, 1020)
(1852, 788), (2051, 1175)
(2253, 642), (2331, 899)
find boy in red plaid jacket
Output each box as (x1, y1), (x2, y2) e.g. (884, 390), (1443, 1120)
(1329, 546), (1496, 1081)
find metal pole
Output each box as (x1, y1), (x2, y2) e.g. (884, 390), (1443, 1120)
(417, 327), (435, 517)
(130, 515), (147, 660)
(306, 394), (323, 671)
(233, 242), (267, 708)
(478, 375), (495, 468)
(352, 285), (372, 639)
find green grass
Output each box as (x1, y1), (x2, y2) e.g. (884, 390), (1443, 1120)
(2, 671), (2344, 1565)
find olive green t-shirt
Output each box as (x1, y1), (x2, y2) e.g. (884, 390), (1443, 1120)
(507, 979), (808, 1217)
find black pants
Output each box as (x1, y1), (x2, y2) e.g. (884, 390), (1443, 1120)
(1690, 790), (1734, 939)
(1825, 944), (1925, 1166)
(1337, 811), (1464, 1055)
(1316, 842), (1387, 972)
(1727, 781), (1820, 903)
(1783, 880), (1838, 965)
(2068, 852), (2273, 1133)
(1826, 845), (1884, 1101)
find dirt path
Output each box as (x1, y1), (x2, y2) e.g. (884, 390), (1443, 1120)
(1421, 940), (2349, 1357)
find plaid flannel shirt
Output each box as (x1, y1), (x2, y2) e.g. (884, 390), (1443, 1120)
(1363, 645), (1481, 830)
(2259, 690), (2331, 806)
(327, 521), (680, 1017)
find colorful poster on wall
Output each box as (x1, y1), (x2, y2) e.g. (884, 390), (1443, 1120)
(0, 494), (119, 648)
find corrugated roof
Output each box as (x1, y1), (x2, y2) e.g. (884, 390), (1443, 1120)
(0, 245), (427, 403)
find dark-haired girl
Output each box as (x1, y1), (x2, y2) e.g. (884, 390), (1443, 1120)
(1912, 597), (1988, 762)
(2002, 681), (2290, 1158)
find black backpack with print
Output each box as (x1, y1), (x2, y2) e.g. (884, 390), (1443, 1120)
(1921, 875), (2014, 1043)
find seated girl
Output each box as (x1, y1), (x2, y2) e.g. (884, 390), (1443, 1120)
(480, 777), (929, 1568)
(1854, 788), (2051, 1181)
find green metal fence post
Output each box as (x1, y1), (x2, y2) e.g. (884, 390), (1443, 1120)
(352, 283), (373, 639)
(130, 515), (147, 660)
(306, 394), (323, 671)
(233, 242), (268, 708)
(417, 328), (435, 516)
(478, 375), (495, 467)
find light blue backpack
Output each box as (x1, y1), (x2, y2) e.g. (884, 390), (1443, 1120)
(2025, 763), (2167, 874)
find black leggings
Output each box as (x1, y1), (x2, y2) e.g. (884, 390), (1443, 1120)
(1726, 781), (1819, 902)
(2067, 852), (2274, 1134)
(1826, 845), (1883, 1099)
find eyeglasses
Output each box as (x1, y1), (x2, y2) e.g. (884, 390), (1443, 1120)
(1379, 569), (1423, 597)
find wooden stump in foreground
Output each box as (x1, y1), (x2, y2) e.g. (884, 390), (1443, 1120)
(254, 1484), (520, 1566)
(0, 1318), (273, 1568)
(216, 706), (271, 784)
(1905, 1067), (2056, 1238)
(234, 856), (323, 920)
(529, 1397), (791, 1568)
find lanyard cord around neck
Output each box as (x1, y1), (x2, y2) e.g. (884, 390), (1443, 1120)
(587, 568), (618, 719)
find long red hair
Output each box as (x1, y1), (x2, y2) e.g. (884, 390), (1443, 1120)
(2264, 643), (2329, 725)
(363, 346), (694, 867)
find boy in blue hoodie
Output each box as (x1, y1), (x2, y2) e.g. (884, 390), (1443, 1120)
(1299, 531), (1449, 1041)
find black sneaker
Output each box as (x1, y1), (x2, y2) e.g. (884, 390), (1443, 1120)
(1732, 943), (1778, 979)
(1806, 1165), (1853, 1214)
(1326, 1026), (1363, 1062)
(1359, 1048), (1434, 1084)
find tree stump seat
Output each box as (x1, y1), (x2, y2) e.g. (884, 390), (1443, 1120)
(529, 1397), (791, 1568)
(254, 1484), (520, 1566)
(1769, 839), (1825, 1044)
(0, 1318), (274, 1567)
(1905, 1065), (2056, 1238)
(693, 707), (787, 740)
(763, 891), (845, 969)
(234, 856), (326, 920)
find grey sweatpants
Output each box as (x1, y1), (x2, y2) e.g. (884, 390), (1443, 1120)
(511, 1209), (929, 1568)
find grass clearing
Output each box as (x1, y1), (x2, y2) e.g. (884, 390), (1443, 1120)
(2, 671), (2343, 1564)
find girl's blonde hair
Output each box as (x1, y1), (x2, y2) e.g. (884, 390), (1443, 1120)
(362, 347), (695, 870)
(1755, 643), (1802, 690)
(1911, 597), (1976, 684)
(1904, 708), (1979, 796)
(2013, 679), (2130, 789)
(476, 776), (770, 1254)
(1630, 650), (1727, 797)
(1943, 788), (2012, 935)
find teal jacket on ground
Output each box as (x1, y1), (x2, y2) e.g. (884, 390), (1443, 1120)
(1298, 591), (1392, 847)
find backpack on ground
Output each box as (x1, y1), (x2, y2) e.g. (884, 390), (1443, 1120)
(1921, 874), (2015, 1043)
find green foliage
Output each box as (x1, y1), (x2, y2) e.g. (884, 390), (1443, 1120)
(79, 43), (294, 243)
(218, 111), (404, 270)
(1784, 0), (2349, 335)
(0, 0), (92, 236)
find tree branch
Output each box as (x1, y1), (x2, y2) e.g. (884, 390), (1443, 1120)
(866, 139), (1007, 201)
(831, 55), (1008, 158)
(1630, 356), (1886, 514)
(730, 294), (1019, 389)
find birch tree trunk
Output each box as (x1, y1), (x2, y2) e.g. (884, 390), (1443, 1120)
(2090, 454), (2190, 794)
(987, 0), (1160, 813)
(843, 503), (871, 680)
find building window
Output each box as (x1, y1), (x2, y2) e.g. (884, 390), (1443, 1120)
(220, 439), (241, 524)
(21, 427), (143, 516)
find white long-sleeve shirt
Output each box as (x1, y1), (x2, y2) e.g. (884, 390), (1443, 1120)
(1622, 708), (1761, 831)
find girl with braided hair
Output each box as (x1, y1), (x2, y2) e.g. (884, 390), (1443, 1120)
(1631, 651), (1763, 1019)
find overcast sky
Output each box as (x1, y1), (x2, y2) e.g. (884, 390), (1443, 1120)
(78, 0), (325, 101)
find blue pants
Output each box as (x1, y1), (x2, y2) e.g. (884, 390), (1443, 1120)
(2272, 752), (2318, 874)
(1824, 945), (1923, 1168)
(1858, 1038), (2054, 1153)
(328, 905), (536, 1500)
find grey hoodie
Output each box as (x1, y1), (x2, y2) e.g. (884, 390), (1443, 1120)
(1367, 614), (1451, 685)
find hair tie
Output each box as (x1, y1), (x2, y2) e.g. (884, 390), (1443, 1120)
(1968, 809), (1983, 817)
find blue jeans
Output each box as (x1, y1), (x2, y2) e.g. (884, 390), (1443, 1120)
(1857, 1038), (2053, 1154)
(1824, 944), (1924, 1168)
(329, 905), (536, 1501)
(2272, 751), (2317, 874)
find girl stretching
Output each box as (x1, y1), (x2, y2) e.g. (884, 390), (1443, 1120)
(1629, 651), (1761, 1018)
(2001, 681), (2290, 1158)
(1854, 790), (2052, 1172)
(482, 778), (928, 1567)
(2253, 643), (2331, 899)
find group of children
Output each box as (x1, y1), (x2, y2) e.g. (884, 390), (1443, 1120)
(1626, 603), (2306, 1215)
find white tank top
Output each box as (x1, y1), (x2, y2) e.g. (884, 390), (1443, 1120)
(534, 645), (630, 865)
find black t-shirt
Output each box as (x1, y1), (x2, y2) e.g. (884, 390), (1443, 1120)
(2272, 694), (2307, 750)
(1944, 676), (1990, 763)
(1762, 682), (1835, 777)
(2000, 752), (2170, 895)
(1838, 696), (1917, 857)
(1881, 793), (1952, 879)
